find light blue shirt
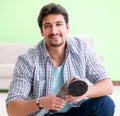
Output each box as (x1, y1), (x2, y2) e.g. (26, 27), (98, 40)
(52, 65), (72, 113)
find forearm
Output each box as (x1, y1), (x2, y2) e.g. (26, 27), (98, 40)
(7, 94), (67, 116)
(85, 79), (113, 98)
(7, 99), (40, 116)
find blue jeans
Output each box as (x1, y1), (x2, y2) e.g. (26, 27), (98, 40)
(45, 96), (115, 116)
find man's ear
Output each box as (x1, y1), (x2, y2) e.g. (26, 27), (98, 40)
(66, 23), (70, 32)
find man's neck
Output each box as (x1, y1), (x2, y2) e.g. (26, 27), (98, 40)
(47, 45), (66, 67)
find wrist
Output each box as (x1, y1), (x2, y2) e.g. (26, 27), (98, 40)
(36, 97), (43, 109)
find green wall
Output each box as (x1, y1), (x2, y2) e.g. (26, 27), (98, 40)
(0, 0), (120, 80)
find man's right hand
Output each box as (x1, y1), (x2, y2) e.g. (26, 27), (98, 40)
(40, 94), (67, 111)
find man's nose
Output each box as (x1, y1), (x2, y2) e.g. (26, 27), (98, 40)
(51, 25), (58, 34)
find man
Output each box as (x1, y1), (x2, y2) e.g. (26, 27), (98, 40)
(6, 3), (115, 116)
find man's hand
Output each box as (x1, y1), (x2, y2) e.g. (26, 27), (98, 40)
(40, 94), (67, 111)
(65, 94), (86, 103)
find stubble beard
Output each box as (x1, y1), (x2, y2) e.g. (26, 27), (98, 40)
(48, 34), (64, 47)
(50, 40), (64, 47)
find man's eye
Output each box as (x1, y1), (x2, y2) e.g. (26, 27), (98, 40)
(56, 23), (63, 26)
(44, 25), (50, 28)
(43, 24), (52, 28)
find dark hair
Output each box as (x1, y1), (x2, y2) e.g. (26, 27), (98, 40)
(37, 3), (69, 28)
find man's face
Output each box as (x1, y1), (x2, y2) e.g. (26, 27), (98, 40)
(41, 14), (69, 47)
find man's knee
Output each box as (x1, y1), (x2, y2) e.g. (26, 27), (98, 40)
(99, 96), (115, 108)
(81, 96), (115, 116)
(95, 96), (115, 115)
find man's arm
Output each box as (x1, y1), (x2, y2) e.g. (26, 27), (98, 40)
(7, 95), (67, 116)
(7, 99), (39, 116)
(66, 78), (113, 102)
(86, 78), (113, 98)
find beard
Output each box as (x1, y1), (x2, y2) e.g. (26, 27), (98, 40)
(48, 33), (64, 47)
(50, 40), (64, 47)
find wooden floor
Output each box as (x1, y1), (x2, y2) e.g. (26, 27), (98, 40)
(112, 81), (120, 86)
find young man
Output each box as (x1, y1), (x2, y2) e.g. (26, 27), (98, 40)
(6, 3), (115, 116)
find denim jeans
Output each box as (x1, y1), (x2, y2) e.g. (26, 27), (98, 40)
(45, 96), (115, 116)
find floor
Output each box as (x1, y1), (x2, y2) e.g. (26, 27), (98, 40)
(0, 86), (120, 116)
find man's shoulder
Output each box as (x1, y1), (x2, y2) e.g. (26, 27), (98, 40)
(67, 35), (83, 41)
(28, 39), (45, 52)
(67, 35), (95, 50)
(18, 39), (45, 59)
(67, 35), (86, 47)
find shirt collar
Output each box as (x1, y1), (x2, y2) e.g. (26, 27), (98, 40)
(42, 39), (52, 63)
(42, 36), (71, 64)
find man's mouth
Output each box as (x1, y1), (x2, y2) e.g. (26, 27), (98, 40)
(48, 34), (61, 39)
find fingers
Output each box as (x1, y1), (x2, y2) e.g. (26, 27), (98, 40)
(40, 94), (67, 110)
(50, 101), (66, 111)
(50, 96), (67, 110)
(40, 94), (85, 111)
(65, 95), (85, 102)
